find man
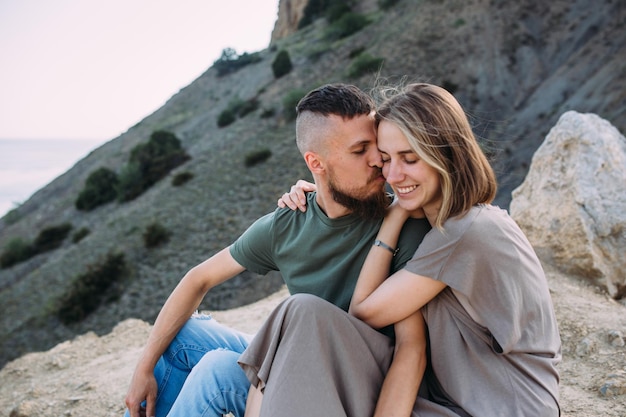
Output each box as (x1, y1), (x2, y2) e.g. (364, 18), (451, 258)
(124, 83), (431, 417)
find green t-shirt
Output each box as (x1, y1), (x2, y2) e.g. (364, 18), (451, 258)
(230, 192), (431, 312)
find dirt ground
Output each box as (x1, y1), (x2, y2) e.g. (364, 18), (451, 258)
(1, 263), (625, 417)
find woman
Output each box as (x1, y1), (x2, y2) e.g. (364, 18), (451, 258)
(240, 83), (561, 416)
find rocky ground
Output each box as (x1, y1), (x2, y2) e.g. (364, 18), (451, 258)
(1, 262), (625, 417)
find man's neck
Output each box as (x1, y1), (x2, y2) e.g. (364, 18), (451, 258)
(314, 189), (352, 219)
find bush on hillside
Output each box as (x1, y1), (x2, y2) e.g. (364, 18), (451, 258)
(143, 222), (171, 248)
(213, 48), (262, 77)
(33, 223), (73, 253)
(283, 89), (307, 121)
(260, 108), (276, 119)
(326, 12), (370, 40)
(72, 227), (91, 243)
(172, 171), (194, 187)
(75, 167), (119, 211)
(3, 207), (22, 226)
(347, 53), (385, 78)
(0, 223), (73, 269)
(237, 98), (260, 117)
(272, 50), (293, 78)
(298, 0), (353, 28)
(378, 0), (400, 10)
(217, 109), (237, 127)
(0, 238), (34, 269)
(244, 148), (272, 167)
(117, 130), (190, 202)
(326, 1), (352, 22)
(57, 252), (129, 324)
(217, 98), (260, 127)
(298, 0), (329, 28)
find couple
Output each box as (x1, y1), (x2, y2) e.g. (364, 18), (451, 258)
(125, 82), (561, 417)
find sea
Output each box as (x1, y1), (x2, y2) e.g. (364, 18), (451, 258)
(0, 138), (106, 217)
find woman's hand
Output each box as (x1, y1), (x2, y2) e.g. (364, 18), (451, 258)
(386, 197), (426, 222)
(277, 180), (316, 212)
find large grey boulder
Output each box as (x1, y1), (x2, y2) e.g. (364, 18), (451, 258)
(510, 111), (626, 299)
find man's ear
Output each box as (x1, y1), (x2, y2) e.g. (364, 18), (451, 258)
(304, 151), (324, 174)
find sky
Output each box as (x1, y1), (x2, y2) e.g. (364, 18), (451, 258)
(0, 0), (279, 216)
(0, 0), (280, 141)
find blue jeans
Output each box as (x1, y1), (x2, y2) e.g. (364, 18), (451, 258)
(125, 314), (253, 417)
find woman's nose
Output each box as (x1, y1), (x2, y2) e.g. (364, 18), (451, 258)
(383, 161), (402, 183)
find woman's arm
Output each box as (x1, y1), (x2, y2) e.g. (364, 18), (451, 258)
(374, 311), (427, 417)
(277, 180), (316, 211)
(350, 204), (446, 329)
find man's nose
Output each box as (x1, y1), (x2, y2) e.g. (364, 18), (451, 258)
(369, 150), (383, 168)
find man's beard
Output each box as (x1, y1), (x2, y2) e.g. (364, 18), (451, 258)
(328, 174), (390, 220)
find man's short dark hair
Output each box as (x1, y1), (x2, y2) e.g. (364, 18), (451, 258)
(296, 84), (374, 119)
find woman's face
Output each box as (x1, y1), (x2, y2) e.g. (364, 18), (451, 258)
(378, 120), (442, 221)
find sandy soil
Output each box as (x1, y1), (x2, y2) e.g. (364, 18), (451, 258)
(1, 264), (625, 417)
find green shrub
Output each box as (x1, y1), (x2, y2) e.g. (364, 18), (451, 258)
(117, 130), (190, 202)
(116, 162), (144, 202)
(172, 171), (194, 187)
(237, 98), (260, 117)
(298, 0), (329, 28)
(75, 167), (119, 211)
(213, 48), (262, 76)
(349, 46), (366, 58)
(143, 222), (171, 248)
(0, 223), (73, 268)
(0, 238), (34, 269)
(347, 53), (384, 78)
(327, 12), (370, 39)
(217, 98), (259, 127)
(3, 207), (22, 225)
(453, 18), (466, 28)
(33, 223), (72, 253)
(260, 108), (275, 119)
(283, 89), (307, 121)
(57, 252), (129, 324)
(326, 1), (352, 22)
(217, 109), (236, 127)
(245, 149), (272, 167)
(72, 227), (91, 243)
(272, 50), (293, 78)
(378, 0), (400, 10)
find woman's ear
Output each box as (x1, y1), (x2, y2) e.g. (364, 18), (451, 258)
(304, 151), (324, 174)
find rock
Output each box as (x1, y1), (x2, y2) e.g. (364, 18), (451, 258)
(608, 330), (625, 347)
(600, 372), (626, 397)
(270, 0), (309, 41)
(576, 337), (597, 357)
(510, 111), (626, 299)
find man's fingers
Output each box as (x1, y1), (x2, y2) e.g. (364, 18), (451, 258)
(146, 393), (156, 417)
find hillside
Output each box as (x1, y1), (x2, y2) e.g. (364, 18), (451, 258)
(0, 0), (624, 368)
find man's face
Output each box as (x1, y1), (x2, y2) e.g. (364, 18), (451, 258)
(323, 114), (389, 218)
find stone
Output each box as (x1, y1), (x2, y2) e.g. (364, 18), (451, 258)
(608, 330), (625, 347)
(510, 111), (626, 299)
(270, 0), (309, 42)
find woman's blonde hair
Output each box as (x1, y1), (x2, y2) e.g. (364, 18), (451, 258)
(375, 83), (497, 229)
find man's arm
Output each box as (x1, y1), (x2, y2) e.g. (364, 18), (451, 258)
(374, 312), (427, 417)
(124, 247), (246, 417)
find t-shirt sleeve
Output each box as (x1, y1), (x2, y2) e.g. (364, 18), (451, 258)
(229, 212), (278, 275)
(403, 209), (477, 286)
